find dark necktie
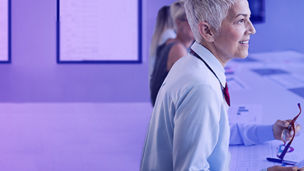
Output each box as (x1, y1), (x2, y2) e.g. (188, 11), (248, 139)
(223, 83), (230, 106)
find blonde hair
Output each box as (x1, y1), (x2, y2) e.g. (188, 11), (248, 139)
(149, 5), (174, 57)
(184, 0), (237, 42)
(170, 1), (187, 31)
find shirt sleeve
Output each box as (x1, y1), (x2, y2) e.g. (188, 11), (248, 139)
(229, 123), (275, 146)
(172, 85), (229, 170)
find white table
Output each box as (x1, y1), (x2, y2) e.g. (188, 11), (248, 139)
(227, 51), (304, 170)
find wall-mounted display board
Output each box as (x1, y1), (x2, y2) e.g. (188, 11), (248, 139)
(57, 0), (142, 63)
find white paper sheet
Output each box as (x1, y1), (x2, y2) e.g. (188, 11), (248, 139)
(228, 104), (263, 124)
(59, 0), (139, 61)
(268, 74), (304, 89)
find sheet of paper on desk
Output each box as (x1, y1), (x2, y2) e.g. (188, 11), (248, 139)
(228, 104), (263, 124)
(268, 74), (304, 89)
(230, 142), (280, 171)
(230, 138), (303, 170)
(229, 107), (304, 171)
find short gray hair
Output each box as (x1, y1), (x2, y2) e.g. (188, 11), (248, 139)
(184, 0), (237, 42)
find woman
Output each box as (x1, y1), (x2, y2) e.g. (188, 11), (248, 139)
(141, 0), (302, 170)
(150, 1), (194, 106)
(149, 5), (176, 78)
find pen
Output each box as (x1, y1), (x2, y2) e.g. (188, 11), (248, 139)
(266, 157), (297, 166)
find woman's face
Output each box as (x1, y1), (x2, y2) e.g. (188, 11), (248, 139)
(177, 16), (194, 42)
(213, 0), (256, 61)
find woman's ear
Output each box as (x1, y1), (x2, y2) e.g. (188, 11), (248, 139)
(198, 21), (215, 42)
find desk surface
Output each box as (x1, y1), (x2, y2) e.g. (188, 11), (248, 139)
(227, 51), (304, 170)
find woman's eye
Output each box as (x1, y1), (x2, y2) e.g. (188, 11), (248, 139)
(238, 19), (245, 24)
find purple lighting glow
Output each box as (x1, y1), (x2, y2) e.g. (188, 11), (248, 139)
(0, 0), (9, 62)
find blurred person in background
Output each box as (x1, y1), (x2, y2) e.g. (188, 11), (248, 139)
(150, 1), (194, 106)
(149, 5), (176, 77)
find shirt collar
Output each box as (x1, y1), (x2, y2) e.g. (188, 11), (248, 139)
(191, 41), (226, 88)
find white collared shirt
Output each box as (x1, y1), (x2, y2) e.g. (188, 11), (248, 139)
(141, 42), (231, 171)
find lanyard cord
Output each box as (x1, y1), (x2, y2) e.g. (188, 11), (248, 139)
(189, 49), (224, 90)
(189, 49), (230, 106)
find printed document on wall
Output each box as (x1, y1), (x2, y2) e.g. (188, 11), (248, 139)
(59, 0), (140, 62)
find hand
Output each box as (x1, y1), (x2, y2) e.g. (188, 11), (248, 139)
(272, 120), (301, 143)
(267, 166), (304, 171)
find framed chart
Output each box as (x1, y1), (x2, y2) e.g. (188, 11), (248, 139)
(0, 0), (10, 63)
(57, 0), (142, 63)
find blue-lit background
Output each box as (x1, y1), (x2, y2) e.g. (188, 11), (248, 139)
(0, 0), (304, 170)
(0, 0), (303, 103)
(248, 0), (265, 23)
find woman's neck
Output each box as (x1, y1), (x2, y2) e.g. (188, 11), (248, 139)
(199, 41), (229, 67)
(176, 34), (193, 48)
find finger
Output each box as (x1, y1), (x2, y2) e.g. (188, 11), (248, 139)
(277, 120), (290, 127)
(282, 129), (293, 142)
(290, 167), (298, 171)
(294, 125), (301, 137)
(285, 135), (292, 141)
(284, 119), (292, 123)
(280, 120), (291, 128)
(295, 124), (301, 132)
(281, 129), (288, 142)
(289, 130), (294, 137)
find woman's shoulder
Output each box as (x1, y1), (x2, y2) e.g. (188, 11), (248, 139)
(168, 41), (187, 57)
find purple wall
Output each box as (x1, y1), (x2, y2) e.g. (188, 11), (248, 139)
(0, 0), (171, 102)
(249, 0), (304, 53)
(1, 0), (303, 102)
